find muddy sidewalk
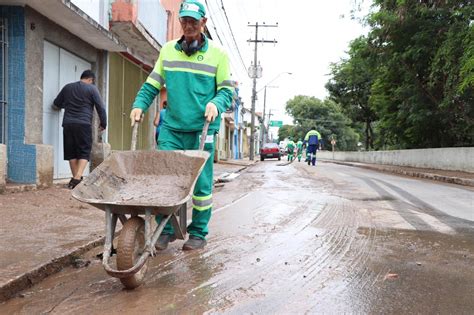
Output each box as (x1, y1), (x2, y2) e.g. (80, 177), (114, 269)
(0, 159), (255, 302)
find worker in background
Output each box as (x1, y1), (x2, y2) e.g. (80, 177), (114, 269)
(286, 138), (296, 162)
(296, 139), (303, 162)
(304, 127), (321, 166)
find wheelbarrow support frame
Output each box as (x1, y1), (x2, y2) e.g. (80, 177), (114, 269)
(101, 204), (187, 278)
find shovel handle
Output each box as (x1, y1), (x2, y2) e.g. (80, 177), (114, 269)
(199, 121), (210, 151)
(131, 122), (139, 151)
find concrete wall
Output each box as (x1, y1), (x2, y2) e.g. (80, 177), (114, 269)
(35, 144), (53, 188)
(160, 0), (183, 40)
(71, 0), (109, 30)
(0, 144), (5, 192)
(318, 147), (474, 173)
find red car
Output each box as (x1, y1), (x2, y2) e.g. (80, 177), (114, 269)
(260, 143), (281, 161)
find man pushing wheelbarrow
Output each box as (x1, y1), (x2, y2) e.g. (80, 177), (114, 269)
(130, 0), (234, 251)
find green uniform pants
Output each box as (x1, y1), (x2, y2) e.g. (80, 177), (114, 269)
(287, 149), (294, 161)
(156, 126), (215, 240)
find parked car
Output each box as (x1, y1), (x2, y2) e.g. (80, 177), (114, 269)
(260, 143), (281, 161)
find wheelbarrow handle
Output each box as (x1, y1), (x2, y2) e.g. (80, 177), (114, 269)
(131, 120), (208, 151)
(131, 122), (139, 151)
(199, 120), (210, 151)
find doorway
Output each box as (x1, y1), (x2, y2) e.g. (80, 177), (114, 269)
(42, 41), (91, 179)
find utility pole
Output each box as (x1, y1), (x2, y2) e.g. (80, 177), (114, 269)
(267, 109), (274, 142)
(247, 22), (278, 160)
(261, 85), (278, 146)
(262, 85), (267, 147)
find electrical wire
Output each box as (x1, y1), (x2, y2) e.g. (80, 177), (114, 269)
(220, 0), (247, 71)
(204, 0), (244, 81)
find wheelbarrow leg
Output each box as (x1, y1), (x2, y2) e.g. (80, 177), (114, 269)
(170, 203), (187, 240)
(103, 206), (118, 265)
(145, 208), (155, 256)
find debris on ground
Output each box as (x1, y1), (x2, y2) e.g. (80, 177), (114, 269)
(217, 172), (240, 183)
(72, 259), (91, 269)
(384, 272), (399, 281)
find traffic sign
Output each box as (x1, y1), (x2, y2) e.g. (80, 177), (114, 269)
(269, 120), (283, 127)
(331, 139), (336, 145)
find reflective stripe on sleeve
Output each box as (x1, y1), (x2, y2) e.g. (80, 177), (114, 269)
(148, 71), (164, 86)
(217, 80), (235, 88)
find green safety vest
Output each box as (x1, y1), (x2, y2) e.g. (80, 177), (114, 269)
(133, 35), (235, 132)
(304, 130), (321, 142)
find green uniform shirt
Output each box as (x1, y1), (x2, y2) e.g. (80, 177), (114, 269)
(133, 35), (235, 132)
(287, 141), (295, 150)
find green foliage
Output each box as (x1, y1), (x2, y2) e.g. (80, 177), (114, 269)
(326, 36), (378, 150)
(283, 95), (359, 151)
(329, 0), (474, 149)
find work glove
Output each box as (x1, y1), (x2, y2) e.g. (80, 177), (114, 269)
(204, 102), (218, 122)
(130, 108), (143, 126)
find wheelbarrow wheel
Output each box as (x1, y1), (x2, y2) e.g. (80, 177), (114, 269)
(116, 216), (148, 289)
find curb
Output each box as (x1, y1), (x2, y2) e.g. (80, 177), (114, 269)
(321, 160), (474, 187)
(0, 236), (106, 302)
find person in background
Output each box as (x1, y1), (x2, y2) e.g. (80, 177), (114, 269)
(296, 139), (303, 162)
(153, 101), (167, 146)
(304, 126), (321, 166)
(286, 138), (296, 162)
(53, 70), (107, 189)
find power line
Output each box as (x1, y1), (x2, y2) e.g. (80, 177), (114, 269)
(204, 0), (224, 45)
(220, 0), (247, 71)
(204, 0), (244, 81)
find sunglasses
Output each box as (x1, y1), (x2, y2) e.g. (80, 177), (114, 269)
(179, 17), (201, 26)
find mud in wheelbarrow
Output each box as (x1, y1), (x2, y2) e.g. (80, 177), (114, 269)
(72, 149), (210, 289)
(73, 150), (209, 214)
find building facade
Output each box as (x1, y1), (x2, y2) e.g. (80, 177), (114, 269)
(0, 0), (168, 189)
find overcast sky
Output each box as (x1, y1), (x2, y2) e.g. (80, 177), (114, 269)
(202, 0), (370, 131)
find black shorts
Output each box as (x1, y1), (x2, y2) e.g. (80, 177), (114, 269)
(63, 124), (92, 161)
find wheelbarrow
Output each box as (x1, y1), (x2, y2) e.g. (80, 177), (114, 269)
(72, 121), (210, 289)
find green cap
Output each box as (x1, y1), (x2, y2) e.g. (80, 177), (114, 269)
(179, 1), (206, 20)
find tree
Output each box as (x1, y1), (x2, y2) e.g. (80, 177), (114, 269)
(368, 0), (474, 148)
(326, 36), (378, 150)
(285, 96), (359, 151)
(278, 124), (294, 142)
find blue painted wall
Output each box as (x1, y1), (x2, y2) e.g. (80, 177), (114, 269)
(1, 6), (36, 183)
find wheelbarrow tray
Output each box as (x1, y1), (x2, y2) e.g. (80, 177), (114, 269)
(72, 150), (210, 216)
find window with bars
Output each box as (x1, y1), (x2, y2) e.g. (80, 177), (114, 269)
(0, 18), (6, 144)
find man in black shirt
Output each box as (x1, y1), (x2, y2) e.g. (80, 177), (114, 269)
(53, 70), (107, 189)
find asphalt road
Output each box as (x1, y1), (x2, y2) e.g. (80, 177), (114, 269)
(2, 160), (473, 314)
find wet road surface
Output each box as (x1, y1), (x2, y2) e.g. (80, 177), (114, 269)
(2, 160), (473, 314)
